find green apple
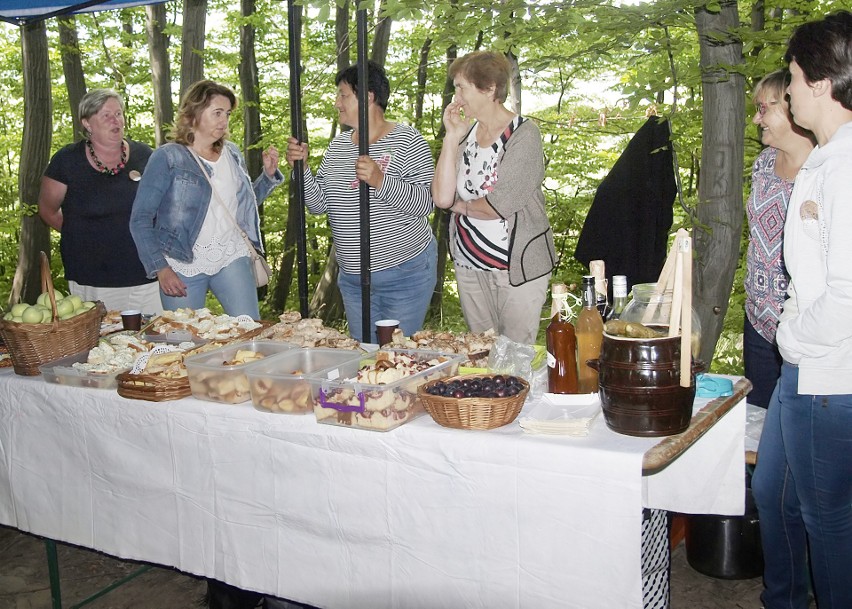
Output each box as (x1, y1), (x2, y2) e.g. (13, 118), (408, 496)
(56, 299), (74, 317)
(67, 295), (83, 310)
(40, 308), (53, 323)
(21, 306), (44, 324)
(3, 312), (13, 321)
(59, 312), (76, 321)
(10, 302), (28, 317)
(36, 292), (51, 308)
(80, 301), (96, 311)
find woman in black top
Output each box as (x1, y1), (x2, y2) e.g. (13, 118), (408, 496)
(38, 88), (161, 314)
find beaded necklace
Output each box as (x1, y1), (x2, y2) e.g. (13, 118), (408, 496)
(86, 139), (127, 176)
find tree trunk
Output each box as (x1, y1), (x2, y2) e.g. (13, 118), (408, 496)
(57, 16), (87, 142)
(693, 1), (745, 366)
(370, 0), (392, 65)
(506, 49), (521, 115)
(11, 21), (52, 308)
(335, 0), (350, 67)
(180, 0), (206, 96)
(240, 0), (262, 180)
(414, 37), (431, 130)
(145, 2), (173, 146)
(426, 44), (458, 322)
(238, 0), (267, 301)
(307, 0), (352, 324)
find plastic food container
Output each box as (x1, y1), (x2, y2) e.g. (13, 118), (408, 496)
(246, 348), (362, 414)
(184, 340), (296, 404)
(39, 350), (130, 389)
(309, 348), (464, 432)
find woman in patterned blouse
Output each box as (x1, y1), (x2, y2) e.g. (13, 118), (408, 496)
(432, 51), (556, 345)
(744, 70), (814, 407)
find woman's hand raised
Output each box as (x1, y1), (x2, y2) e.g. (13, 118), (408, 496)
(442, 102), (472, 139)
(262, 146), (280, 177)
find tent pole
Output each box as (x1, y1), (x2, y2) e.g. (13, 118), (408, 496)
(356, 8), (371, 342)
(287, 0), (309, 317)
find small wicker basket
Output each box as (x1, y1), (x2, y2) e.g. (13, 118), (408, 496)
(116, 372), (191, 402)
(418, 374), (529, 430)
(0, 252), (105, 376)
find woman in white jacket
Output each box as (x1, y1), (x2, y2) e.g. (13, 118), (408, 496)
(751, 11), (852, 609)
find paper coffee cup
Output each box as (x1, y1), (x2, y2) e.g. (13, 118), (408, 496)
(121, 309), (142, 331)
(375, 319), (400, 346)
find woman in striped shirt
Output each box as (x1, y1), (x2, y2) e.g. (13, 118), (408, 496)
(286, 61), (436, 343)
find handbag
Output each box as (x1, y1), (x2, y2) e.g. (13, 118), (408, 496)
(188, 147), (271, 287)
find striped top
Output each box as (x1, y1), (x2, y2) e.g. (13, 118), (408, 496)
(452, 116), (526, 270)
(302, 123), (435, 274)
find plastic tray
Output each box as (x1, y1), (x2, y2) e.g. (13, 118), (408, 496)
(184, 339), (296, 403)
(309, 348), (464, 431)
(39, 350), (130, 389)
(246, 348), (362, 414)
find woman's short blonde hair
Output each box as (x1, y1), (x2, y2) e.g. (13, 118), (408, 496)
(449, 51), (511, 103)
(752, 69), (789, 105)
(169, 80), (237, 152)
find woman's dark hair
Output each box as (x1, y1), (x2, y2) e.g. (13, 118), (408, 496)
(785, 10), (852, 110)
(170, 80), (237, 152)
(449, 51), (511, 104)
(335, 61), (390, 111)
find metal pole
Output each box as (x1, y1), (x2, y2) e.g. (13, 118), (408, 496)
(287, 0), (309, 317)
(356, 8), (371, 342)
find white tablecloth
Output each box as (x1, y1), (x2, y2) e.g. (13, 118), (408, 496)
(0, 370), (744, 609)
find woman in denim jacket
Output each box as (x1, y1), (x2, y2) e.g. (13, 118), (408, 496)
(130, 80), (282, 319)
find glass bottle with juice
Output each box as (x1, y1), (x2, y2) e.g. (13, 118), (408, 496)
(546, 283), (579, 394)
(576, 275), (604, 393)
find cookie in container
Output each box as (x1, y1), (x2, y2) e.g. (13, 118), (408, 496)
(184, 339), (296, 404)
(309, 348), (464, 431)
(246, 348), (362, 414)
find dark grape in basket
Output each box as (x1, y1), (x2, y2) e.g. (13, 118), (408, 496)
(427, 375), (525, 399)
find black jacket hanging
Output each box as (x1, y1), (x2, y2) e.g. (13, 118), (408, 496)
(574, 116), (676, 295)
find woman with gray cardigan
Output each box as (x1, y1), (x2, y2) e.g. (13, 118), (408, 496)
(432, 50), (556, 344)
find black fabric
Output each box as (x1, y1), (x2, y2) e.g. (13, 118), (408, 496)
(206, 579), (263, 609)
(44, 139), (155, 287)
(574, 117), (676, 296)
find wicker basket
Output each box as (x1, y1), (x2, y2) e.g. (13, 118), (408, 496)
(0, 252), (105, 376)
(418, 374), (530, 430)
(116, 371), (191, 402)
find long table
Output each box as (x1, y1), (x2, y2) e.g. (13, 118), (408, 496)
(0, 370), (747, 609)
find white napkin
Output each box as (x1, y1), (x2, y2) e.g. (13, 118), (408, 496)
(519, 392), (601, 436)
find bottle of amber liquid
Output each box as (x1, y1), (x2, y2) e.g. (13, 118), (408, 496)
(546, 283), (579, 394)
(576, 275), (604, 393)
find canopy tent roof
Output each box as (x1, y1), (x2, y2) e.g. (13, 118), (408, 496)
(0, 1), (165, 25)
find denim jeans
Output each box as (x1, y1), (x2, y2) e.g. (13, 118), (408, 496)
(743, 316), (782, 408)
(160, 255), (260, 319)
(337, 239), (437, 343)
(752, 362), (852, 609)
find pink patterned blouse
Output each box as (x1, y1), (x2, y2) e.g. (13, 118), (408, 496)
(745, 147), (792, 343)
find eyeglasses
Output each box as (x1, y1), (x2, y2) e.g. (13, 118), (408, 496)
(755, 100), (780, 117)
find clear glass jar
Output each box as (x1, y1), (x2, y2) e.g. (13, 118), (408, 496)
(619, 282), (702, 357)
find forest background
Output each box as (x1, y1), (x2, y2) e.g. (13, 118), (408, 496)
(0, 0), (846, 374)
